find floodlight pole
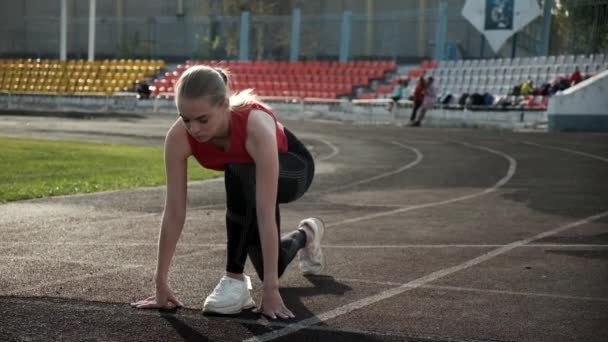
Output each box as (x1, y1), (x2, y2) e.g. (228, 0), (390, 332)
(339, 11), (352, 63)
(434, 0), (448, 61)
(60, 0), (68, 60)
(88, 0), (96, 61)
(290, 8), (301, 62)
(239, 11), (250, 61)
(540, 0), (553, 56)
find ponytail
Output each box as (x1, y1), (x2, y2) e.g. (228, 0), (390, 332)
(175, 64), (270, 112)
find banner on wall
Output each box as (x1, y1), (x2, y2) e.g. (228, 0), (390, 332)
(462, 0), (541, 52)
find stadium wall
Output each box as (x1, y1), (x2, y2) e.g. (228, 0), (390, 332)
(0, 94), (546, 131)
(1, 0), (549, 62)
(547, 70), (608, 132)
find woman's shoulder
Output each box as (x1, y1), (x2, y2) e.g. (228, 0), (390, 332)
(165, 118), (192, 157)
(231, 101), (270, 114)
(250, 101), (273, 114)
(233, 102), (276, 121)
(247, 108), (278, 131)
(167, 118), (185, 137)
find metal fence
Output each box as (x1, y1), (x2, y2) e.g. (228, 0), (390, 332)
(2, 2), (606, 62)
(6, 10), (439, 62)
(549, 0), (608, 55)
(350, 9), (437, 61)
(445, 12), (544, 60)
(248, 15), (292, 61)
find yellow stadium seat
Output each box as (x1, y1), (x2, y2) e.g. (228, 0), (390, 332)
(0, 57), (164, 94)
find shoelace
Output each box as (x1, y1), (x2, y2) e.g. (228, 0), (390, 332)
(213, 278), (232, 295)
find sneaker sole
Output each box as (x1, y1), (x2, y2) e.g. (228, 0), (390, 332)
(299, 217), (325, 275)
(202, 297), (255, 315)
(300, 253), (324, 275)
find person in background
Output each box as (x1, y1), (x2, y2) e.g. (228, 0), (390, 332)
(387, 78), (408, 112)
(520, 79), (534, 96)
(411, 76), (437, 127)
(410, 77), (426, 123)
(570, 66), (583, 86)
(136, 80), (151, 99)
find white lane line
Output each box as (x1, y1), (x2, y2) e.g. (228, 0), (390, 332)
(223, 318), (487, 342)
(293, 201), (411, 208)
(11, 177), (226, 202)
(323, 243), (608, 249)
(324, 141), (517, 228)
(1, 213), (158, 235)
(0, 241), (224, 247)
(312, 136), (340, 162)
(6, 265), (141, 296)
(247, 141), (608, 342)
(1, 167), (146, 181)
(0, 297), (487, 342)
(0, 255), (143, 268)
(522, 141), (608, 163)
(318, 142), (423, 193)
(246, 210), (608, 342)
(6, 247), (224, 296)
(245, 141), (518, 342)
(1, 203), (225, 235)
(336, 277), (608, 303)
(5, 241), (607, 250)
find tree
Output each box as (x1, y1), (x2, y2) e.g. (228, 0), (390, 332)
(215, 0), (300, 60)
(550, 0), (608, 54)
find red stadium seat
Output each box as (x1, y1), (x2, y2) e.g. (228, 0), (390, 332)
(146, 60), (398, 99)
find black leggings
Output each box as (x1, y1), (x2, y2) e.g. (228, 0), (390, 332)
(224, 128), (315, 280)
(411, 100), (422, 121)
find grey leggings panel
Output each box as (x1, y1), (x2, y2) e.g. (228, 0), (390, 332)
(224, 128), (314, 280)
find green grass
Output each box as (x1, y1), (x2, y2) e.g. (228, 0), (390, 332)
(0, 137), (221, 203)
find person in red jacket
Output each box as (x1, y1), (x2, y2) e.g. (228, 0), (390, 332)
(410, 77), (426, 123)
(570, 66), (583, 86)
(131, 65), (325, 320)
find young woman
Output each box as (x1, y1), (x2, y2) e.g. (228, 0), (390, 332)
(130, 65), (325, 320)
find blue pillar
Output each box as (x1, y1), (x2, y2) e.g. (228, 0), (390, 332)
(239, 11), (250, 61)
(290, 8), (301, 62)
(541, 0), (553, 56)
(434, 0), (448, 61)
(339, 11), (352, 63)
(511, 33), (518, 58)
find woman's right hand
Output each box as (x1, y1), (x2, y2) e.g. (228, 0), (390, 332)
(130, 282), (184, 309)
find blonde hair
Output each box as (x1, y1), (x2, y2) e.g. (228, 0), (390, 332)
(174, 65), (268, 112)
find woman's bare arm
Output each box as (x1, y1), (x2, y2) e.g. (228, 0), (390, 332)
(131, 119), (191, 309)
(155, 119), (191, 283)
(246, 110), (280, 289)
(246, 110), (294, 319)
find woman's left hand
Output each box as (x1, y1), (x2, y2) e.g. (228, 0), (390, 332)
(253, 287), (295, 319)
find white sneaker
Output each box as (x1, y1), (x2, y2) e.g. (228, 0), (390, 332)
(202, 275), (255, 315)
(298, 217), (325, 275)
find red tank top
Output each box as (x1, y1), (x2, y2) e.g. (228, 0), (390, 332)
(186, 103), (288, 171)
(414, 84), (425, 101)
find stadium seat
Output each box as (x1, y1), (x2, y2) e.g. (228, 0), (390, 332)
(0, 58), (164, 96)
(592, 53), (605, 64)
(151, 60), (397, 100)
(392, 53), (604, 100)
